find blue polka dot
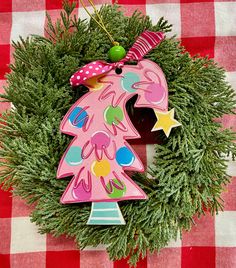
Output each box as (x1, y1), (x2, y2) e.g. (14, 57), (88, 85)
(116, 146), (135, 167)
(69, 107), (88, 128)
(121, 72), (140, 93)
(65, 146), (83, 166)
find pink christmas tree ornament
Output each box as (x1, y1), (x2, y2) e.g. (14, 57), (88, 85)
(57, 31), (180, 225)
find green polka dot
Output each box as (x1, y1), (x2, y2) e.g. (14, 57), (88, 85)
(107, 179), (126, 199)
(104, 105), (124, 125)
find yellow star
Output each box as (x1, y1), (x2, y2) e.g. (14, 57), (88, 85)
(152, 108), (181, 137)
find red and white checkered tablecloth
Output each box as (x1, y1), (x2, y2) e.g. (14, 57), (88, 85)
(1, 0), (236, 267)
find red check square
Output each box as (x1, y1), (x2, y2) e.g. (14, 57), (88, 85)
(120, 4), (146, 16)
(0, 80), (11, 113)
(45, 9), (62, 31)
(0, 1), (12, 12)
(0, 188), (12, 218)
(11, 252), (46, 268)
(79, 0), (110, 6)
(10, 46), (15, 66)
(221, 177), (236, 211)
(182, 247), (215, 268)
(146, 0), (180, 3)
(12, 196), (34, 217)
(12, 0), (45, 12)
(80, 250), (112, 268)
(46, 0), (79, 9)
(216, 247), (236, 268)
(220, 114), (236, 132)
(181, 0), (214, 3)
(0, 45), (10, 79)
(0, 13), (12, 45)
(215, 36), (236, 72)
(181, 36), (215, 58)
(0, 218), (11, 254)
(0, 254), (10, 268)
(147, 248), (181, 268)
(46, 0), (63, 9)
(182, 212), (215, 246)
(46, 250), (80, 268)
(45, 8), (78, 37)
(114, 255), (147, 268)
(46, 234), (76, 251)
(181, 2), (215, 37)
(116, 0), (146, 4)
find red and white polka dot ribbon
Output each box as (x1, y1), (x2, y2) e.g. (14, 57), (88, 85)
(70, 31), (164, 87)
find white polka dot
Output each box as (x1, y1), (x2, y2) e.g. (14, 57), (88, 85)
(71, 75), (74, 78)
(70, 81), (73, 85)
(79, 70), (83, 73)
(76, 82), (80, 86)
(93, 62), (97, 65)
(95, 68), (99, 70)
(99, 65), (102, 68)
(83, 77), (86, 80)
(89, 66), (93, 69)
(101, 70), (105, 73)
(92, 73), (96, 75)
(85, 71), (89, 74)
(77, 75), (80, 79)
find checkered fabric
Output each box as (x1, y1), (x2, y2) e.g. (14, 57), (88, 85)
(1, 0), (236, 267)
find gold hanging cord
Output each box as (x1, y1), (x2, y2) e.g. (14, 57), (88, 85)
(79, 0), (119, 46)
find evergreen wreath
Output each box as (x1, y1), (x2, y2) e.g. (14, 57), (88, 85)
(0, 2), (236, 266)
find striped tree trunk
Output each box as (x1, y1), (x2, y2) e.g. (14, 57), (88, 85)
(87, 202), (125, 225)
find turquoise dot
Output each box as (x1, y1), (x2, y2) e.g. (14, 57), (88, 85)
(65, 146), (83, 166)
(116, 146), (135, 167)
(121, 72), (140, 93)
(69, 107), (88, 128)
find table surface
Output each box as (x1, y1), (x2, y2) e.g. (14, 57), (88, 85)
(1, 0), (236, 267)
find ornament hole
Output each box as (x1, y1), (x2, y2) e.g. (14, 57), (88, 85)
(115, 68), (123, 75)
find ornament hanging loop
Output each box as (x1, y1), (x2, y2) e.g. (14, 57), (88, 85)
(79, 0), (118, 46)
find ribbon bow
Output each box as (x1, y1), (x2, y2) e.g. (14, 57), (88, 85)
(70, 31), (164, 87)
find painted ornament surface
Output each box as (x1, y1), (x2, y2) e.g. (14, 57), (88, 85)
(57, 31), (181, 225)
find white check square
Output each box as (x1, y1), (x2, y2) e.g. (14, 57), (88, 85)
(215, 211), (236, 247)
(11, 217), (46, 253)
(166, 233), (181, 248)
(146, 4), (181, 38)
(78, 5), (102, 22)
(11, 11), (45, 42)
(215, 2), (236, 36)
(225, 72), (236, 98)
(226, 158), (236, 177)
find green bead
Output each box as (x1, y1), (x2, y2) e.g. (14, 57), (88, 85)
(108, 45), (126, 62)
